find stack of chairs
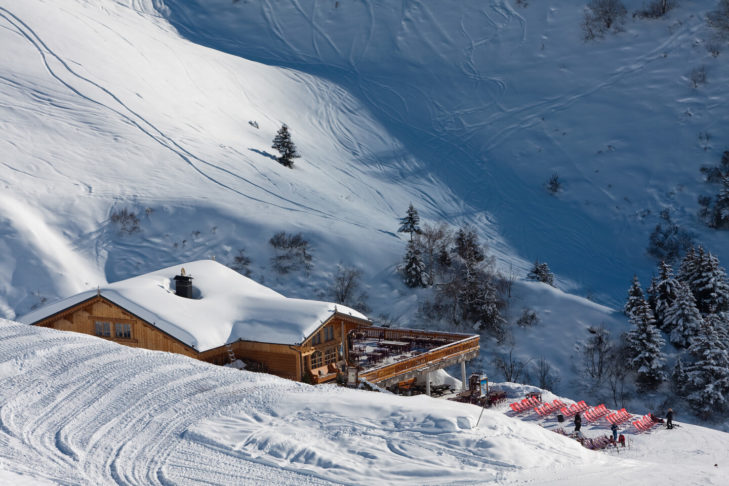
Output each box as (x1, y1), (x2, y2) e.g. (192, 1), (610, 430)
(534, 399), (567, 417)
(584, 404), (609, 422)
(606, 408), (632, 426)
(559, 400), (589, 418)
(509, 395), (542, 413)
(632, 414), (660, 432)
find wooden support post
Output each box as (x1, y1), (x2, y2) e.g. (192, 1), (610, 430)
(461, 361), (467, 390)
(425, 371), (431, 396)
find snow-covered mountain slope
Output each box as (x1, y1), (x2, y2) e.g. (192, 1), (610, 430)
(2, 0), (728, 323)
(0, 0), (459, 317)
(2, 319), (728, 485)
(160, 0), (729, 302)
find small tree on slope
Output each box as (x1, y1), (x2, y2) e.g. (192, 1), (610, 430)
(647, 261), (680, 330)
(625, 299), (666, 391)
(624, 275), (646, 319)
(271, 124), (300, 168)
(685, 315), (729, 418)
(398, 204), (421, 241)
(664, 282), (704, 348)
(527, 260), (555, 286)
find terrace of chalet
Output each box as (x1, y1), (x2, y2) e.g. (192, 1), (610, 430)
(344, 327), (480, 394)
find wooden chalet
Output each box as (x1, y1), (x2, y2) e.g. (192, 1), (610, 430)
(20, 260), (479, 392)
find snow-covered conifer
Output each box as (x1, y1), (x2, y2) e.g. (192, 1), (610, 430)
(527, 260), (555, 286)
(271, 124), (300, 168)
(625, 299), (666, 390)
(672, 356), (687, 396)
(624, 275), (645, 319)
(397, 204), (421, 241)
(648, 261), (680, 330)
(664, 282), (703, 348)
(678, 247), (699, 288)
(691, 248), (729, 314)
(710, 178), (729, 229)
(685, 316), (729, 417)
(400, 238), (428, 288)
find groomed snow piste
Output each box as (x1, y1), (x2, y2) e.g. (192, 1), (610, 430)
(1, 320), (728, 485)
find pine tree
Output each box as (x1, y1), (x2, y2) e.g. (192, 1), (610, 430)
(664, 282), (703, 348)
(672, 356), (688, 396)
(271, 124), (300, 168)
(397, 204), (421, 241)
(400, 238), (428, 288)
(438, 227), (504, 333)
(527, 260), (555, 286)
(685, 317), (729, 418)
(710, 177), (729, 229)
(625, 299), (666, 390)
(624, 275), (645, 319)
(648, 261), (680, 330)
(691, 248), (729, 314)
(678, 246), (700, 297)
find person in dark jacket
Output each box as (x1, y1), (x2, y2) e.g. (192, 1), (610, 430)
(574, 412), (582, 433)
(611, 423), (618, 441)
(666, 408), (674, 429)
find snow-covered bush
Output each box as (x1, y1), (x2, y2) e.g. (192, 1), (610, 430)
(647, 211), (693, 262)
(516, 307), (539, 327)
(583, 0), (627, 40)
(635, 0), (676, 19)
(708, 0), (729, 40)
(527, 260), (555, 286)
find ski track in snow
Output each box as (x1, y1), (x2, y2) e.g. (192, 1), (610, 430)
(0, 322), (335, 485)
(0, 6), (351, 226)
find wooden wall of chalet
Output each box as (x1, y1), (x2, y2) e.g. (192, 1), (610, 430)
(33, 296), (198, 358)
(299, 314), (369, 379)
(199, 341), (301, 381)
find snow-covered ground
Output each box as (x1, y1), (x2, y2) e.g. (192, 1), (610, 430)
(1, 319), (728, 485)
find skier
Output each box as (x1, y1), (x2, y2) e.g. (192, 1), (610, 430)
(574, 412), (582, 434)
(666, 408), (674, 429)
(610, 423), (618, 441)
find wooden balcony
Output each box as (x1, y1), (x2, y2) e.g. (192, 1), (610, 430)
(352, 327), (479, 386)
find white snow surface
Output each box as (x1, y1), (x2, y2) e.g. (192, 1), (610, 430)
(19, 260), (365, 350)
(1, 319), (728, 485)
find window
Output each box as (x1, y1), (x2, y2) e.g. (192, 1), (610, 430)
(115, 323), (132, 339)
(311, 351), (323, 368)
(324, 347), (337, 365)
(312, 332), (321, 346)
(324, 326), (334, 342)
(94, 321), (111, 337)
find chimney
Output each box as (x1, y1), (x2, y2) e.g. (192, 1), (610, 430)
(173, 267), (194, 298)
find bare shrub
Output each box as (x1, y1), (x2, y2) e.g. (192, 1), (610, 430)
(493, 347), (531, 383)
(532, 357), (561, 391)
(689, 65), (707, 88)
(269, 231), (312, 273)
(231, 249), (252, 276)
(582, 325), (613, 384)
(110, 208), (140, 234)
(546, 173), (561, 194)
(635, 0), (676, 19)
(330, 264), (369, 312)
(516, 308), (539, 327)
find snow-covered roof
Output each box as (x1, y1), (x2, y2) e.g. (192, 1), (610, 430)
(19, 260), (368, 351)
